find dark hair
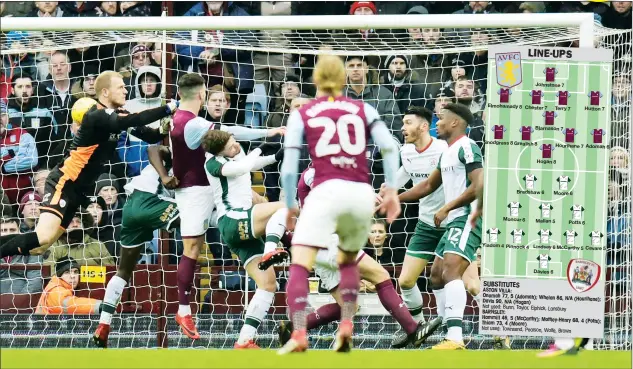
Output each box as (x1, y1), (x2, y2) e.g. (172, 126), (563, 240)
(201, 129), (232, 155)
(51, 50), (69, 62)
(345, 55), (366, 64)
(372, 218), (387, 229)
(11, 69), (33, 86)
(177, 73), (205, 100)
(442, 103), (474, 127)
(405, 106), (433, 125)
(0, 217), (19, 226)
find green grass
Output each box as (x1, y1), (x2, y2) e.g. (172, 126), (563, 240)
(1, 349), (630, 369)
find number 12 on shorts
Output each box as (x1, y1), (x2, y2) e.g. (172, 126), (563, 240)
(447, 228), (465, 250)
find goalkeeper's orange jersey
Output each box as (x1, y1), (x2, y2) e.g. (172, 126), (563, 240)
(35, 276), (100, 315)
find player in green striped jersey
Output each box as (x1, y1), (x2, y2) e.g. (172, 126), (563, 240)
(392, 103), (484, 350)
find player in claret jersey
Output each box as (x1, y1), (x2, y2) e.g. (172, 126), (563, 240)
(278, 55), (401, 354)
(394, 103), (484, 350)
(0, 71), (176, 259)
(169, 73), (286, 340)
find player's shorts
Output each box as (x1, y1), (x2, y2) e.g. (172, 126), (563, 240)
(174, 185), (214, 237)
(313, 234), (365, 292)
(407, 221), (445, 261)
(39, 169), (84, 229)
(120, 191), (179, 248)
(435, 215), (482, 263)
(293, 179), (375, 253)
(217, 207), (263, 267)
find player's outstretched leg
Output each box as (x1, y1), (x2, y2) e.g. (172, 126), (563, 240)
(93, 246), (143, 348)
(255, 204), (290, 270)
(175, 238), (201, 340)
(235, 258), (277, 349)
(278, 303), (342, 346)
(0, 213), (64, 257)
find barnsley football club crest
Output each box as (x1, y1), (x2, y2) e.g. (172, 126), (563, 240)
(496, 52), (522, 88)
(567, 258), (601, 293)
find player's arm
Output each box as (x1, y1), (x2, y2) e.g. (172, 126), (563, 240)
(129, 125), (165, 144)
(103, 104), (175, 133)
(395, 166), (411, 189)
(399, 168), (442, 202)
(220, 125), (285, 141)
(147, 145), (179, 189)
(280, 110), (304, 209)
(366, 105), (399, 190)
(218, 147), (278, 177)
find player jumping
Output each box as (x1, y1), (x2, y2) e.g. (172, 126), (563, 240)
(278, 55), (401, 354)
(203, 130), (289, 348)
(169, 73), (286, 340)
(278, 166), (431, 349)
(390, 103), (484, 350)
(0, 71), (176, 259)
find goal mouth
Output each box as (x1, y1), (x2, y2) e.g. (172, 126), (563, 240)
(0, 12), (630, 351)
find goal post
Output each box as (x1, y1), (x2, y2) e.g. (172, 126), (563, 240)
(0, 13), (630, 351)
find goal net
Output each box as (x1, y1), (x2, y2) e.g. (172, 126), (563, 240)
(0, 14), (630, 350)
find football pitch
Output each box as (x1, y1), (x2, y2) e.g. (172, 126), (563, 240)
(1, 349), (630, 369)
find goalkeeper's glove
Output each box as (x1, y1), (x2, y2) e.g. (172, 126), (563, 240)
(165, 99), (179, 115)
(159, 117), (172, 135)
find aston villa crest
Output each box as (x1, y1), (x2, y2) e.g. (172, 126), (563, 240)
(567, 258), (601, 293)
(496, 52), (523, 88)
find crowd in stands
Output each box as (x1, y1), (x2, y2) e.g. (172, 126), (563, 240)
(0, 1), (630, 302)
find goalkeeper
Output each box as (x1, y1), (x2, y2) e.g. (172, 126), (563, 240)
(0, 71), (177, 259)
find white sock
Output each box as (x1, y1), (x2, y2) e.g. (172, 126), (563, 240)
(401, 285), (425, 323)
(238, 289), (274, 344)
(433, 288), (445, 320)
(99, 276), (127, 325)
(472, 291), (481, 307)
(554, 337), (575, 350)
(264, 208), (287, 254)
(178, 305), (192, 316)
(444, 280), (466, 343)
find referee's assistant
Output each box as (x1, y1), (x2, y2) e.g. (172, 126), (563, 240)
(0, 71), (177, 258)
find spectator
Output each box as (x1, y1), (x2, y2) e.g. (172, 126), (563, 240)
(2, 31), (38, 82)
(453, 1), (497, 14)
(18, 191), (41, 233)
(1, 102), (38, 204)
(518, 2), (546, 13)
(94, 173), (124, 256)
(32, 168), (50, 197)
(0, 217), (43, 294)
(612, 75), (631, 106)
(59, 1), (100, 16)
(176, 2), (254, 98)
(38, 50), (76, 143)
(36, 256), (102, 315)
(70, 64), (98, 100)
(560, 1), (609, 24)
(67, 32), (116, 79)
(0, 187), (13, 217)
(45, 211), (116, 267)
(380, 55), (425, 115)
(265, 75), (302, 128)
(464, 29), (490, 94)
(7, 72), (58, 168)
(0, 58), (10, 102)
(33, 35), (57, 82)
(118, 65), (163, 176)
(249, 1), (294, 100)
(1, 1), (34, 17)
(451, 76), (485, 118)
(442, 58), (470, 92)
(120, 1), (151, 16)
(603, 2), (632, 30)
(431, 93), (452, 137)
(343, 55), (403, 139)
(363, 219), (393, 266)
(610, 146), (630, 182)
(201, 84), (231, 124)
(28, 1), (64, 17)
(96, 1), (118, 16)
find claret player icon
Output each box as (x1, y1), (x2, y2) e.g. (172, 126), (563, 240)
(561, 127), (578, 143)
(543, 67), (558, 82)
(540, 144), (555, 159)
(530, 89), (543, 105)
(543, 111), (557, 126)
(520, 126), (534, 141)
(487, 228), (501, 243)
(537, 253), (551, 269)
(538, 229), (552, 244)
(539, 203), (553, 218)
(556, 175), (571, 190)
(523, 174), (537, 189)
(588, 90), (603, 106)
(570, 204), (585, 220)
(565, 229), (578, 245)
(511, 229), (525, 244)
(556, 90), (569, 106)
(498, 88), (512, 103)
(508, 201), (522, 217)
(591, 128), (605, 144)
(590, 231), (604, 246)
(491, 124), (507, 140)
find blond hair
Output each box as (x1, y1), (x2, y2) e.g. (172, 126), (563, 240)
(95, 71), (123, 99)
(208, 84), (230, 102)
(313, 55), (346, 96)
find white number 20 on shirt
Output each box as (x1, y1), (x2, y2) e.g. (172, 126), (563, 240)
(307, 114), (366, 158)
